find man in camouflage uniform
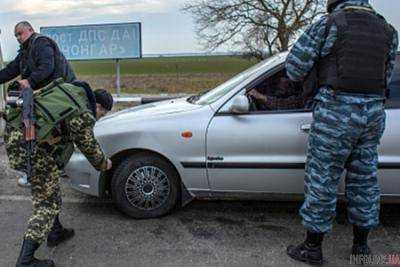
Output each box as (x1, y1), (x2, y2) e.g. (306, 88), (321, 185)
(285, 0), (398, 265)
(4, 82), (113, 267)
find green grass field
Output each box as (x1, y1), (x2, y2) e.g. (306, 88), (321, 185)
(70, 56), (257, 76)
(70, 56), (258, 94)
(3, 56), (258, 94)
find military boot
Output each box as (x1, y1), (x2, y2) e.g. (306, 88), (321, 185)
(16, 239), (54, 267)
(352, 226), (372, 256)
(287, 231), (324, 266)
(47, 215), (75, 248)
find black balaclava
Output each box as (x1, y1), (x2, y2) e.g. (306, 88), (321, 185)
(94, 89), (113, 111)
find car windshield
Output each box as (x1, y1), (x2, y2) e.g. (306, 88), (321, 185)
(189, 56), (280, 105)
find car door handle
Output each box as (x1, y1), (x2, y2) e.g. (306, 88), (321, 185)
(301, 124), (311, 133)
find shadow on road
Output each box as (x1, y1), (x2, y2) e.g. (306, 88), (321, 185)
(74, 196), (400, 229)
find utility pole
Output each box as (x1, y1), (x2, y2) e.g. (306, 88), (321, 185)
(116, 59), (121, 96)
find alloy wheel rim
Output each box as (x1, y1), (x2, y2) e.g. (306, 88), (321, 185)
(125, 166), (170, 210)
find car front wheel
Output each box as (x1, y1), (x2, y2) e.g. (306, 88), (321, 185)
(111, 153), (180, 219)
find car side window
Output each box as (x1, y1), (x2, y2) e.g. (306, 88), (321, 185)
(245, 69), (309, 113)
(387, 55), (400, 108)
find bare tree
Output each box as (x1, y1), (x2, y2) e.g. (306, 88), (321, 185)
(183, 0), (326, 60)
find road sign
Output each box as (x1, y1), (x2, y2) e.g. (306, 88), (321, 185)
(40, 22), (142, 60)
(41, 22), (142, 95)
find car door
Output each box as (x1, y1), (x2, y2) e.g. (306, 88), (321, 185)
(205, 81), (312, 194)
(378, 55), (400, 197)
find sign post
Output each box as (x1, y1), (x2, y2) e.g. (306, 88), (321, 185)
(41, 22), (142, 96)
(116, 59), (121, 96)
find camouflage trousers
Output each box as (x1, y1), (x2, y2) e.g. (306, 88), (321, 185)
(4, 125), (62, 244)
(300, 88), (386, 233)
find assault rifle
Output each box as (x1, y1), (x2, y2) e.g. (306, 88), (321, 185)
(21, 84), (36, 182)
(6, 81), (22, 107)
(1, 81), (23, 118)
(6, 81), (36, 181)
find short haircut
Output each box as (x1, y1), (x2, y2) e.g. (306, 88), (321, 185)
(15, 21), (34, 31)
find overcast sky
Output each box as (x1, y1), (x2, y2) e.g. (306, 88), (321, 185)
(0, 0), (399, 60)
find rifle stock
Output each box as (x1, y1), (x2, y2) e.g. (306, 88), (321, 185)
(21, 87), (36, 180)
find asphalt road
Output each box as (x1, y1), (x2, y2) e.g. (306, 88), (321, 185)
(0, 142), (399, 267)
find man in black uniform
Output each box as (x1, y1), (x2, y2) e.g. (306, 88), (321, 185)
(285, 0), (398, 265)
(0, 21), (76, 187)
(0, 21), (75, 90)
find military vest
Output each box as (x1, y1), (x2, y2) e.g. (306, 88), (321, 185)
(6, 82), (94, 167)
(20, 34), (76, 90)
(318, 6), (395, 95)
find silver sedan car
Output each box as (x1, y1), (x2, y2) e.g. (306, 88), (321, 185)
(65, 52), (400, 218)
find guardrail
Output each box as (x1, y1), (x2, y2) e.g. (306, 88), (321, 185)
(111, 94), (187, 111)
(114, 95), (179, 104)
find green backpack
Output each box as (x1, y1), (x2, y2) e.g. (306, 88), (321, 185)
(7, 81), (92, 142)
(6, 81), (94, 167)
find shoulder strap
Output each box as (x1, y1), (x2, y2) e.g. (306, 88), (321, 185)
(319, 12), (344, 57)
(323, 10), (348, 56)
(331, 10), (348, 31)
(324, 15), (335, 40)
(29, 34), (56, 58)
(27, 34), (47, 67)
(71, 81), (97, 117)
(29, 34), (42, 55)
(30, 34), (50, 46)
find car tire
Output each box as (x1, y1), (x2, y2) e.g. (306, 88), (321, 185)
(111, 153), (180, 219)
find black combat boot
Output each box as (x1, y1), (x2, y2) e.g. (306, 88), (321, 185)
(287, 231), (324, 266)
(16, 239), (55, 267)
(47, 215), (75, 248)
(352, 226), (372, 256)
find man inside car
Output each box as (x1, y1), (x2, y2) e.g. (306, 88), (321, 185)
(246, 75), (305, 111)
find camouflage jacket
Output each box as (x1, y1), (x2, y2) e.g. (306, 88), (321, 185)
(286, 0), (398, 97)
(62, 111), (108, 171)
(5, 110), (108, 173)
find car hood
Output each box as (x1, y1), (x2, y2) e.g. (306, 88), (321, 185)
(96, 97), (201, 126)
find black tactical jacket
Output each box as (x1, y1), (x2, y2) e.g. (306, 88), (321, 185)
(0, 33), (76, 90)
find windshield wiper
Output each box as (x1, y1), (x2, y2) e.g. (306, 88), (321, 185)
(187, 89), (212, 104)
(187, 95), (200, 103)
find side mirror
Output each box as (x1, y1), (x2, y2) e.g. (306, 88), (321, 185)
(229, 95), (250, 114)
